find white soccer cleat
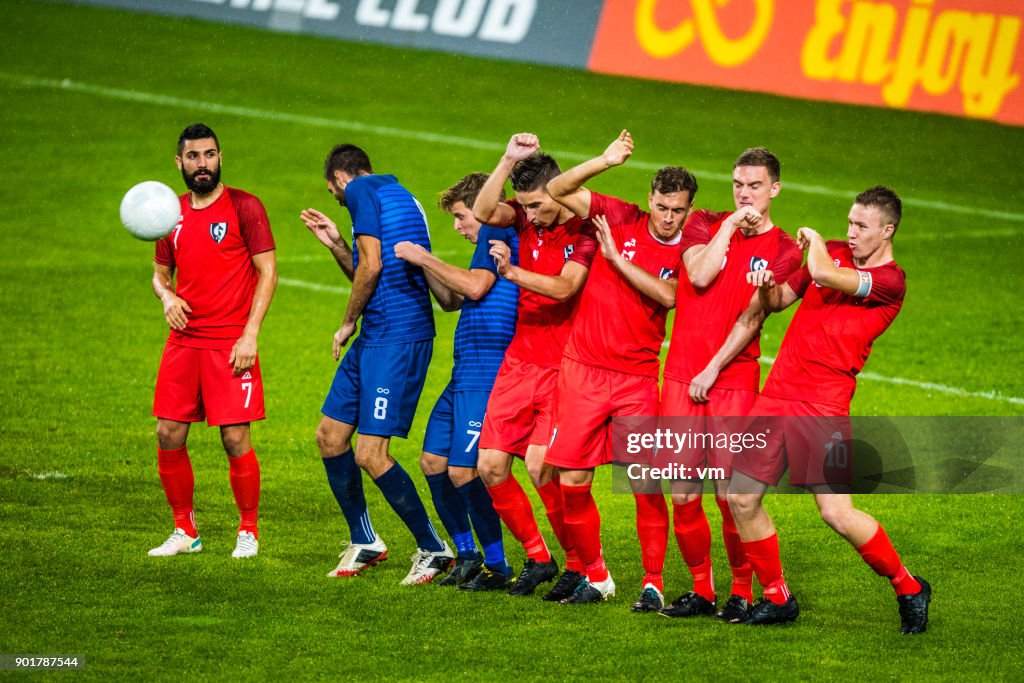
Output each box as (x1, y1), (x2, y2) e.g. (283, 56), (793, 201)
(400, 541), (455, 586)
(328, 534), (389, 577)
(148, 528), (202, 557)
(231, 531), (259, 558)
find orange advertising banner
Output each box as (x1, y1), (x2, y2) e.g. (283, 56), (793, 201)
(589, 0), (1024, 126)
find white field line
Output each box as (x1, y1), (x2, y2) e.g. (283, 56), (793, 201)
(278, 277), (442, 310)
(4, 71), (1024, 225)
(657, 341), (1023, 405)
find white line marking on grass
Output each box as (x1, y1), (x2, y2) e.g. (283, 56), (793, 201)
(30, 471), (68, 480)
(4, 72), (1023, 225)
(278, 277), (348, 295)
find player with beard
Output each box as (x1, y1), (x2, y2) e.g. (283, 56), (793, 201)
(149, 123), (278, 559)
(472, 133), (598, 599)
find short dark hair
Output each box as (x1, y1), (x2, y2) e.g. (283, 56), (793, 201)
(734, 147), (780, 183)
(651, 166), (698, 200)
(177, 123), (219, 155)
(439, 173), (503, 213)
(510, 152), (561, 193)
(855, 185), (902, 234)
(324, 144), (373, 181)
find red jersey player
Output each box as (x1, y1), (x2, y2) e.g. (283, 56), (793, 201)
(728, 186), (931, 634)
(544, 130), (696, 605)
(149, 124), (278, 559)
(473, 133), (598, 598)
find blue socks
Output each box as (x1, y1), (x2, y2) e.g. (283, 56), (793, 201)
(457, 476), (509, 574)
(426, 472), (476, 557)
(375, 462), (445, 553)
(322, 450), (376, 545)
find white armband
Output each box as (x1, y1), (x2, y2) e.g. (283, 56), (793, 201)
(854, 270), (873, 298)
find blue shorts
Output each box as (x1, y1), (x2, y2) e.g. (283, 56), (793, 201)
(322, 337), (433, 439)
(423, 384), (489, 468)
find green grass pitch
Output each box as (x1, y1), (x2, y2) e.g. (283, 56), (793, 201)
(1, 1), (1023, 679)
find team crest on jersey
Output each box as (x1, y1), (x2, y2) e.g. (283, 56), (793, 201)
(209, 222), (228, 243)
(563, 245), (574, 262)
(659, 267), (674, 280)
(749, 256), (769, 272)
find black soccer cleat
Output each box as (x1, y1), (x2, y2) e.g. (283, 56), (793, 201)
(897, 576), (931, 635)
(715, 594), (753, 623)
(742, 595), (799, 625)
(658, 591), (717, 618)
(631, 586), (665, 613)
(507, 558), (559, 597)
(542, 569), (586, 602)
(438, 554), (484, 587)
(561, 576), (615, 605)
(459, 566), (513, 592)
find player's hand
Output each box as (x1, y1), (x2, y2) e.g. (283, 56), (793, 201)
(301, 208), (346, 250)
(394, 240), (428, 265)
(747, 269), (776, 289)
(603, 129), (633, 167)
(488, 239), (512, 276)
(689, 365), (721, 404)
(229, 334), (257, 375)
(593, 214), (621, 263)
(161, 294), (192, 330)
(504, 133), (540, 162)
(728, 206), (763, 233)
(796, 227), (821, 250)
(332, 322), (357, 361)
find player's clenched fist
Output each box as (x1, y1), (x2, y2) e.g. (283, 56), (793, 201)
(504, 133), (540, 162)
(729, 205), (763, 232)
(747, 268), (776, 289)
(394, 240), (428, 265)
(488, 239), (512, 276)
(796, 226), (822, 250)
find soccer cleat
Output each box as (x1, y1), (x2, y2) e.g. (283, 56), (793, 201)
(561, 575), (616, 605)
(631, 585), (665, 613)
(400, 541), (455, 585)
(507, 558), (559, 596)
(148, 528), (202, 556)
(659, 591), (717, 618)
(742, 595), (800, 625)
(438, 554), (484, 587)
(459, 566), (513, 592)
(231, 531), (259, 558)
(897, 576), (931, 635)
(327, 534), (389, 577)
(715, 594), (753, 623)
(542, 569), (586, 602)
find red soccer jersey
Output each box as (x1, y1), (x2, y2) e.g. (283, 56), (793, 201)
(154, 187), (276, 350)
(503, 200), (597, 369)
(563, 192), (681, 378)
(664, 209), (801, 390)
(761, 241), (906, 411)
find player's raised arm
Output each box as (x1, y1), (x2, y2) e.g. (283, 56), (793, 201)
(394, 240), (499, 309)
(683, 206), (761, 288)
(798, 227), (865, 295)
(334, 234), (382, 358)
(489, 237), (589, 302)
(593, 214), (676, 308)
(547, 129), (634, 219)
(473, 134), (539, 227)
(301, 207), (355, 280)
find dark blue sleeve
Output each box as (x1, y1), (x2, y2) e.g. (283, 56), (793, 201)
(346, 178), (381, 240)
(471, 225), (512, 275)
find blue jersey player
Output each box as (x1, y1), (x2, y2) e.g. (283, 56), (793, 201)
(300, 144), (453, 584)
(395, 174), (519, 591)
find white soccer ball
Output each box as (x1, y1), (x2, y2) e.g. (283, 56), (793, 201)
(120, 181), (180, 241)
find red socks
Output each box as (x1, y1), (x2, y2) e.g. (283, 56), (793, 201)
(674, 499), (714, 601)
(716, 497), (754, 602)
(634, 493), (668, 592)
(157, 446), (197, 537)
(228, 448), (261, 537)
(537, 479), (583, 573)
(561, 483), (608, 583)
(487, 476), (551, 562)
(856, 525), (921, 596)
(743, 533), (790, 604)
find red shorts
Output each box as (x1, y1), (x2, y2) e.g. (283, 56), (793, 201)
(479, 355), (558, 457)
(659, 378), (758, 476)
(153, 341), (266, 426)
(546, 357), (659, 470)
(731, 394), (851, 487)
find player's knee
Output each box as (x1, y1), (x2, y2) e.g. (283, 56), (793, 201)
(420, 452), (447, 476)
(155, 422), (187, 450)
(476, 451), (508, 486)
(220, 430), (250, 457)
(447, 466), (475, 487)
(726, 492), (759, 521)
(671, 491), (701, 506)
(818, 502), (854, 536)
(315, 422), (347, 456)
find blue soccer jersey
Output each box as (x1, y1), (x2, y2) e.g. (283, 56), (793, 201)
(346, 174), (435, 345)
(451, 225), (519, 392)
